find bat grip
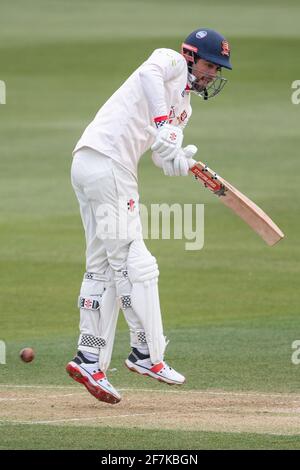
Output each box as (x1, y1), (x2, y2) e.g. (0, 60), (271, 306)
(189, 158), (197, 169)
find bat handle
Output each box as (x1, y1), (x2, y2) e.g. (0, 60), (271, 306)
(189, 158), (197, 169)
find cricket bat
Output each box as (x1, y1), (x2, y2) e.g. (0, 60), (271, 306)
(189, 161), (284, 246)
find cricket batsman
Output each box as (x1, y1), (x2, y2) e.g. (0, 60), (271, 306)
(66, 28), (232, 404)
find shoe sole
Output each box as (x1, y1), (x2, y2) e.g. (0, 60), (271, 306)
(66, 363), (121, 405)
(124, 360), (185, 386)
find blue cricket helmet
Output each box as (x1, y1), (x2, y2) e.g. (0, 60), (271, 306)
(182, 28), (232, 70)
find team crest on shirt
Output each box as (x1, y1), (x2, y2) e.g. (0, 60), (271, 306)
(168, 106), (176, 123)
(127, 199), (136, 212)
(179, 110), (187, 123)
(168, 106), (188, 125)
(176, 110), (187, 125)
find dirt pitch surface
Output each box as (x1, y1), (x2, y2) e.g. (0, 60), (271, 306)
(1, 384), (300, 435)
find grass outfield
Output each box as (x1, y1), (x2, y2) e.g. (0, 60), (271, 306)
(1, 0), (300, 450)
(1, 424), (300, 450)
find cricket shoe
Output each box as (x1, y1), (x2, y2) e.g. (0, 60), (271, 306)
(66, 351), (121, 404)
(125, 348), (185, 385)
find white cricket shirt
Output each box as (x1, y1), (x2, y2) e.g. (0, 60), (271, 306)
(73, 48), (192, 177)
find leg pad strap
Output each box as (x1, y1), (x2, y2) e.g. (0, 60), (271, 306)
(78, 296), (100, 310)
(78, 333), (106, 350)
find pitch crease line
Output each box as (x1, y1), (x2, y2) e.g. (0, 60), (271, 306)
(0, 412), (158, 425)
(0, 393), (84, 401)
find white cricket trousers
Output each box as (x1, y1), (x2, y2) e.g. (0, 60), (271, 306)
(71, 147), (165, 364)
(71, 147), (142, 273)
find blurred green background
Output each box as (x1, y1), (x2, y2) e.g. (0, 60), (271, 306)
(0, 0), (300, 449)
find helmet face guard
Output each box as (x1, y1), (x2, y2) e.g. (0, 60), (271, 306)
(187, 68), (227, 101)
(182, 46), (227, 100)
(181, 29), (232, 100)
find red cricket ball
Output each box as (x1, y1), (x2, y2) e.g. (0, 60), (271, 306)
(19, 347), (35, 363)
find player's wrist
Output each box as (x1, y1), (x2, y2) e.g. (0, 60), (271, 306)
(153, 115), (169, 129)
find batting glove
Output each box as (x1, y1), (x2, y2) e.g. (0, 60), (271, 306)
(182, 144), (198, 169)
(163, 145), (198, 176)
(150, 124), (183, 161)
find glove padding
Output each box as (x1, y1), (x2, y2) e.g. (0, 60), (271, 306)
(162, 145), (198, 176)
(151, 124), (183, 160)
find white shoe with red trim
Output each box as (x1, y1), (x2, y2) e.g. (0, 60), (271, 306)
(125, 348), (185, 385)
(66, 352), (121, 404)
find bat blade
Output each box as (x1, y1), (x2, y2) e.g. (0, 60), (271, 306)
(190, 161), (284, 246)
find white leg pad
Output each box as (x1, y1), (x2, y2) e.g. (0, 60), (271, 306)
(98, 279), (119, 372)
(77, 267), (119, 372)
(127, 240), (166, 363)
(114, 269), (148, 351)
